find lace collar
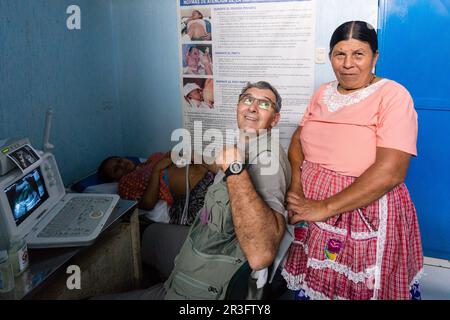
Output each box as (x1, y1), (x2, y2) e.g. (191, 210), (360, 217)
(322, 79), (388, 112)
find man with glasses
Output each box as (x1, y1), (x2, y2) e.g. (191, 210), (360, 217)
(166, 81), (291, 300)
(95, 81), (291, 300)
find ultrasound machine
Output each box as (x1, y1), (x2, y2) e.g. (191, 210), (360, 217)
(0, 136), (119, 250)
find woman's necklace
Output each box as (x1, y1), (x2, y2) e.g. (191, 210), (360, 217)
(338, 73), (376, 93)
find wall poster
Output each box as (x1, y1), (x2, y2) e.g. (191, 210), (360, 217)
(178, 0), (316, 151)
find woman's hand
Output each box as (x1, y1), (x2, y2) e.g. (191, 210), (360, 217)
(286, 191), (332, 224)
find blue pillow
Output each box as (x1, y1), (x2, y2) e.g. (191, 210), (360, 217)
(71, 156), (142, 193)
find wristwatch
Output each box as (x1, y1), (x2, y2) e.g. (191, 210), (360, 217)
(224, 160), (246, 180)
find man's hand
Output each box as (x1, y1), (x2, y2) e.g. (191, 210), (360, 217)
(286, 191), (332, 224)
(216, 145), (244, 171)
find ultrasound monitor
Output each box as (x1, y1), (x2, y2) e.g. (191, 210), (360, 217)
(0, 153), (65, 249)
(0, 152), (119, 249)
(5, 167), (49, 227)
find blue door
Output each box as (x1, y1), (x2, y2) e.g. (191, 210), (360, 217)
(377, 0), (450, 259)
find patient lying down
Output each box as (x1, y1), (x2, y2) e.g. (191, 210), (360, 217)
(98, 153), (216, 226)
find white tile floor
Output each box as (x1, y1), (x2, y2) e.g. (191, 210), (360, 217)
(420, 257), (450, 300)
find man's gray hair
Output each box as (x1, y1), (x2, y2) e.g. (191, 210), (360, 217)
(240, 81), (282, 112)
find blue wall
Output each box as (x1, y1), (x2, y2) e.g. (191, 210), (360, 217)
(0, 0), (183, 185)
(0, 0), (123, 184)
(377, 0), (450, 260)
(112, 0), (182, 157)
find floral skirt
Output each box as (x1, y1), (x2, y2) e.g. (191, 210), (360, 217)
(281, 161), (423, 300)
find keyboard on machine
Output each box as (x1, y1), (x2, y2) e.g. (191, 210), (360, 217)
(37, 196), (115, 238)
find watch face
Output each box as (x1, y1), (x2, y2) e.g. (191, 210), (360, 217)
(230, 161), (243, 174)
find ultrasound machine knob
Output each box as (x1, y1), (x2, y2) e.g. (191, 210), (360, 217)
(89, 210), (104, 219)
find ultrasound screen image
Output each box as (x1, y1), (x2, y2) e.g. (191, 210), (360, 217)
(5, 168), (49, 226)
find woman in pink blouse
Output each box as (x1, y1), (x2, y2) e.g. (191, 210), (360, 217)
(282, 21), (423, 300)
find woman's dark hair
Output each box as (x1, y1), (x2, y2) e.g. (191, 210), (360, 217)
(98, 156), (119, 183)
(329, 21), (378, 54)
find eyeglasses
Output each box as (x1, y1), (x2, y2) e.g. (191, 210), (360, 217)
(238, 93), (275, 111)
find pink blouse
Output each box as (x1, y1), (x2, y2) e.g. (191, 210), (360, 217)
(300, 79), (418, 177)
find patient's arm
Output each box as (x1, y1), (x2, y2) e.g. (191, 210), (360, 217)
(139, 156), (172, 210)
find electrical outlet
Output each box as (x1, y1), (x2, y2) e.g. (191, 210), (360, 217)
(315, 47), (327, 64)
